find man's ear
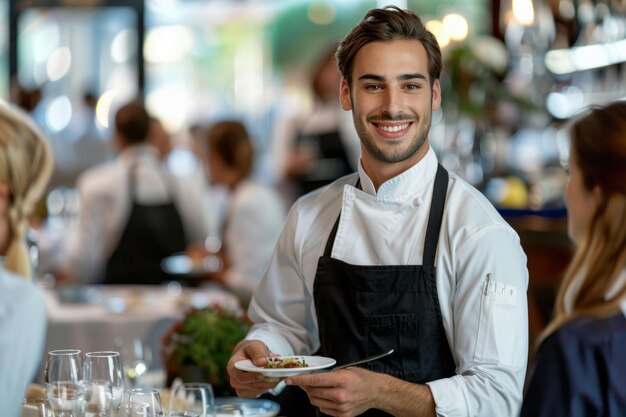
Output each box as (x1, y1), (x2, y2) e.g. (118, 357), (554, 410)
(431, 79), (441, 111)
(340, 78), (352, 111)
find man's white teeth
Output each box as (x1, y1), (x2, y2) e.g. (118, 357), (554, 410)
(379, 123), (409, 133)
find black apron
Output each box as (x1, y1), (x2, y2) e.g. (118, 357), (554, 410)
(294, 129), (353, 196)
(104, 163), (187, 285)
(312, 164), (456, 416)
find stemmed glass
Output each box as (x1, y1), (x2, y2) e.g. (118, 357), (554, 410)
(83, 351), (125, 411)
(117, 337), (150, 388)
(168, 383), (214, 417)
(81, 380), (114, 417)
(44, 349), (85, 416)
(117, 403), (152, 417)
(128, 388), (163, 413)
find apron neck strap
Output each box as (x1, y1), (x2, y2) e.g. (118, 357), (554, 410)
(422, 163), (449, 267)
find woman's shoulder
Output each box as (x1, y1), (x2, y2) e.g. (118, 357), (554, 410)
(545, 313), (626, 353)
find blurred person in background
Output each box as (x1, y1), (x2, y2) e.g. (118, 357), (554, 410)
(59, 100), (209, 285)
(227, 7), (528, 416)
(192, 120), (286, 305)
(149, 117), (173, 162)
(273, 44), (361, 206)
(521, 101), (626, 417)
(0, 100), (53, 417)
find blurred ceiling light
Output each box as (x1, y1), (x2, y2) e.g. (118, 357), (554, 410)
(96, 90), (117, 129)
(46, 47), (71, 82)
(512, 0), (535, 26)
(111, 29), (136, 64)
(145, 26), (193, 64)
(46, 96), (72, 133)
(32, 20), (60, 63)
(147, 0), (179, 12)
(545, 39), (626, 74)
(426, 20), (450, 48)
(377, 0), (407, 8)
(307, 1), (337, 26)
(234, 40), (265, 111)
(146, 86), (191, 133)
(546, 86), (584, 119)
(443, 13), (469, 42)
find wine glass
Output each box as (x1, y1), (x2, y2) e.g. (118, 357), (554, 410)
(45, 349), (85, 416)
(128, 388), (163, 413)
(117, 403), (154, 417)
(21, 397), (50, 417)
(84, 351), (125, 409)
(117, 402), (152, 417)
(168, 383), (214, 417)
(117, 337), (150, 388)
(46, 381), (85, 417)
(44, 349), (83, 384)
(81, 380), (114, 417)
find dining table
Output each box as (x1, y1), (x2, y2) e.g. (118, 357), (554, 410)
(37, 282), (241, 386)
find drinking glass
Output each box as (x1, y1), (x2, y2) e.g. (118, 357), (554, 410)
(116, 403), (152, 417)
(81, 380), (114, 417)
(167, 383), (214, 417)
(22, 397), (51, 417)
(128, 388), (163, 413)
(44, 349), (83, 384)
(46, 381), (86, 417)
(117, 337), (150, 388)
(45, 349), (85, 416)
(84, 351), (125, 409)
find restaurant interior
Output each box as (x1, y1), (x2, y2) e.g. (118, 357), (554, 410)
(2, 0), (626, 415)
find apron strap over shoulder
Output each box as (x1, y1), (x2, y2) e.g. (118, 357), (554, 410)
(422, 164), (449, 267)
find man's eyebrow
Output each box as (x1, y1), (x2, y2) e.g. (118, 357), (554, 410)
(357, 73), (428, 82)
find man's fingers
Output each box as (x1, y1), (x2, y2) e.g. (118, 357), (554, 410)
(285, 372), (337, 387)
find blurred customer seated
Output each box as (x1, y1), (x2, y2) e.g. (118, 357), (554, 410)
(192, 120), (286, 305)
(0, 100), (53, 417)
(59, 100), (210, 285)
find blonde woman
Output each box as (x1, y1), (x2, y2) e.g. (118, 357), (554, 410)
(522, 100), (626, 417)
(0, 100), (53, 417)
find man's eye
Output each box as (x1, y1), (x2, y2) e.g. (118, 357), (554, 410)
(405, 84), (421, 91)
(365, 85), (382, 92)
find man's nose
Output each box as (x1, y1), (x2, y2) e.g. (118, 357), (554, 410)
(381, 88), (403, 115)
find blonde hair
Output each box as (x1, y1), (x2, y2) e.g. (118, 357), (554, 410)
(542, 101), (626, 338)
(0, 100), (53, 279)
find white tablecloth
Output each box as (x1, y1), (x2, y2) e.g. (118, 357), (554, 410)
(37, 283), (241, 384)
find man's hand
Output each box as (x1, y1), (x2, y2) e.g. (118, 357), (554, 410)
(285, 367), (378, 417)
(285, 367), (436, 417)
(226, 339), (282, 398)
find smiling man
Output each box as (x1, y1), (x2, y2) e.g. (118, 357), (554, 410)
(227, 7), (529, 417)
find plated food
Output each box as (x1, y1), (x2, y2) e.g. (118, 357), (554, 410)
(264, 357), (309, 369)
(235, 355), (336, 377)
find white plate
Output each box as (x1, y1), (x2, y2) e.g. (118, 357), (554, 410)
(235, 355), (336, 377)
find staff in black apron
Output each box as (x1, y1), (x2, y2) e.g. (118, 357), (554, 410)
(312, 165), (454, 416)
(104, 163), (187, 285)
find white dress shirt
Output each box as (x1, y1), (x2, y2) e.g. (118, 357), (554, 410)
(0, 264), (47, 417)
(247, 147), (529, 417)
(223, 180), (286, 303)
(63, 144), (210, 283)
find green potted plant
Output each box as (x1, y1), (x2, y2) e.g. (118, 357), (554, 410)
(161, 306), (250, 396)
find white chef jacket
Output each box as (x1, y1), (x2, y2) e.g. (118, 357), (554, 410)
(63, 144), (210, 283)
(246, 147), (529, 417)
(0, 263), (46, 417)
(222, 179), (286, 303)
